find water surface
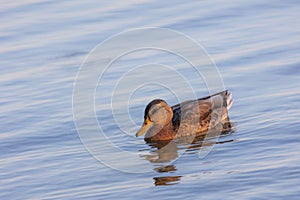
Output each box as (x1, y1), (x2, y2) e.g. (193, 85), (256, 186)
(1, 0), (300, 199)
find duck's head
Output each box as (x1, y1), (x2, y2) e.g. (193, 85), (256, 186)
(136, 99), (173, 137)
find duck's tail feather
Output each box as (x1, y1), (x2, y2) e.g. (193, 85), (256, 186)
(226, 90), (233, 110)
(207, 90), (233, 110)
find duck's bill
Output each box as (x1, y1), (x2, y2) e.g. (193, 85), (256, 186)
(135, 121), (152, 137)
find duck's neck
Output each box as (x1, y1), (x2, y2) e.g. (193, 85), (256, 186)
(145, 121), (175, 142)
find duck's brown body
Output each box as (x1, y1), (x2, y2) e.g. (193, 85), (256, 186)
(136, 90), (233, 142)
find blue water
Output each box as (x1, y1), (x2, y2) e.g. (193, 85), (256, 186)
(1, 0), (300, 199)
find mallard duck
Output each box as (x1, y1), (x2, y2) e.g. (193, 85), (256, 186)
(136, 90), (233, 142)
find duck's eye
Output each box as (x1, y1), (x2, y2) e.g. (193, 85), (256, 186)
(144, 118), (151, 125)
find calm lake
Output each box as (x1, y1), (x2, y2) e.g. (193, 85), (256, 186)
(1, 0), (300, 199)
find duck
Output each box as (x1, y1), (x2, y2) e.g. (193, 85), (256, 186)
(136, 90), (233, 142)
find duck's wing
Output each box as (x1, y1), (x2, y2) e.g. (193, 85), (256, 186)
(171, 90), (233, 137)
(171, 100), (213, 136)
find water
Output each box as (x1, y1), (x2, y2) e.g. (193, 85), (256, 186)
(1, 0), (300, 199)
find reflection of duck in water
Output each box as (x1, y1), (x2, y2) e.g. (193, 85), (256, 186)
(142, 136), (235, 164)
(136, 90), (234, 142)
(153, 165), (181, 186)
(144, 138), (235, 186)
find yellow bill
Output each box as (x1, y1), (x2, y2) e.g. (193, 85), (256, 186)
(136, 118), (153, 137)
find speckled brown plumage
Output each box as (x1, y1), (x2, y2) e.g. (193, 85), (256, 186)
(136, 90), (233, 143)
